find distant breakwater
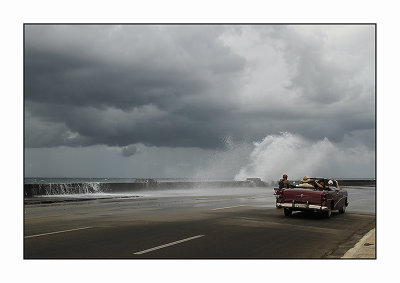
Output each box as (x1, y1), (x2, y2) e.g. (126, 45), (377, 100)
(23, 179), (375, 197)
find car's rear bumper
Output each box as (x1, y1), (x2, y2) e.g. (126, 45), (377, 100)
(277, 202), (329, 211)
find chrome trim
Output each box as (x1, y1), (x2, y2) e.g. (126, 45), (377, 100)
(277, 202), (329, 211)
(336, 196), (347, 203)
(295, 194), (307, 198)
(334, 196), (347, 209)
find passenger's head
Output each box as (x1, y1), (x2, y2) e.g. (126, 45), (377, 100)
(283, 174), (288, 179)
(319, 179), (325, 186)
(328, 180), (333, 186)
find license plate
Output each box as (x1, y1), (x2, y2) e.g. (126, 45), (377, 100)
(294, 203), (307, 208)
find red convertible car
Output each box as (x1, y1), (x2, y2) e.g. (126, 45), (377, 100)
(274, 177), (348, 218)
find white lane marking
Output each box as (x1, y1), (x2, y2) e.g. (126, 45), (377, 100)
(133, 235), (205, 255)
(24, 227), (92, 238)
(211, 205), (244, 210)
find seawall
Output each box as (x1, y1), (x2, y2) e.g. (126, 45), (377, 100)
(336, 179), (376, 186)
(23, 179), (375, 197)
(24, 180), (250, 197)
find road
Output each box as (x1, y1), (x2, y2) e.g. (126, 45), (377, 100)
(24, 186), (375, 259)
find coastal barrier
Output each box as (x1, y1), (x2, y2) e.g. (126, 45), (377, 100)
(24, 180), (252, 197)
(23, 178), (375, 197)
(336, 179), (376, 186)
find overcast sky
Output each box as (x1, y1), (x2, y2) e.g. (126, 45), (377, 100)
(24, 24), (375, 180)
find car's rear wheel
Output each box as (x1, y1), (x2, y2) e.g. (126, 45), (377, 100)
(339, 199), (347, 213)
(284, 208), (292, 217)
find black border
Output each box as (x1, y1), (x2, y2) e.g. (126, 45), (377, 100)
(23, 23), (377, 260)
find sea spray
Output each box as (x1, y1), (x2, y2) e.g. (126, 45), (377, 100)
(234, 132), (374, 182)
(194, 136), (254, 180)
(43, 182), (104, 195)
(234, 132), (330, 181)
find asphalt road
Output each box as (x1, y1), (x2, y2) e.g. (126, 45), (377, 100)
(24, 186), (376, 259)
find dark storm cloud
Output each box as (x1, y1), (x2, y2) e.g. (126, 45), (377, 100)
(25, 25), (245, 149)
(25, 25), (243, 109)
(25, 25), (375, 151)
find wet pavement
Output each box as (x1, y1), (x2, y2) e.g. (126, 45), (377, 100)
(24, 186), (376, 259)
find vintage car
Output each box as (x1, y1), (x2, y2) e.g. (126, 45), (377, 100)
(274, 177), (348, 218)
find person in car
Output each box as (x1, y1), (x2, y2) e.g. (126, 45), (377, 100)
(279, 174), (293, 188)
(314, 179), (326, 190)
(328, 179), (341, 190)
(298, 176), (313, 188)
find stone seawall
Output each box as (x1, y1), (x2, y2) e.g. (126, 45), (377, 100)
(24, 181), (250, 197)
(337, 179), (376, 186)
(23, 179), (375, 197)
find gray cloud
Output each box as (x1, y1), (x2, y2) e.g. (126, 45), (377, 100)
(24, 25), (375, 152)
(276, 25), (374, 105)
(25, 25), (246, 149)
(120, 144), (140, 157)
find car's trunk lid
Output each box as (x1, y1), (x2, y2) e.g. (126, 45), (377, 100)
(281, 188), (323, 204)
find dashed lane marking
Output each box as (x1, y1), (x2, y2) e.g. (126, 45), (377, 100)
(133, 235), (205, 255)
(24, 227), (93, 238)
(211, 205), (245, 210)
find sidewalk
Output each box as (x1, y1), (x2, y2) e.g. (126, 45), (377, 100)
(342, 228), (376, 258)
